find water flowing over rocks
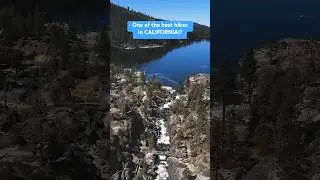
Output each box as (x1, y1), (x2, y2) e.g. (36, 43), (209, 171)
(110, 65), (210, 179)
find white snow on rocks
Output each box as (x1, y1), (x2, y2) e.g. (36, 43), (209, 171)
(139, 44), (163, 49)
(155, 163), (169, 180)
(157, 118), (170, 145)
(161, 102), (173, 109)
(161, 86), (176, 94)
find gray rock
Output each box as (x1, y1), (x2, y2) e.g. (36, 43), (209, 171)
(132, 86), (144, 97)
(195, 175), (210, 180)
(110, 108), (122, 120)
(185, 74), (210, 88)
(14, 39), (48, 57)
(167, 157), (191, 180)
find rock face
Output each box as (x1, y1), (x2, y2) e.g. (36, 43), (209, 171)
(76, 32), (99, 49)
(215, 39), (320, 180)
(252, 39), (320, 126)
(185, 73), (210, 88)
(14, 38), (49, 57)
(110, 67), (153, 179)
(109, 65), (210, 179)
(168, 74), (210, 179)
(0, 23), (111, 179)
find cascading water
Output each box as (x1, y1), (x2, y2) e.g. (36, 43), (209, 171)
(154, 86), (176, 180)
(155, 118), (170, 180)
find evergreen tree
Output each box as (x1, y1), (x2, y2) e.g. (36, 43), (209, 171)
(33, 4), (44, 37)
(213, 62), (236, 141)
(212, 62), (236, 177)
(60, 34), (70, 69)
(0, 6), (9, 28)
(12, 12), (24, 36)
(247, 66), (276, 140)
(240, 48), (257, 106)
(273, 67), (309, 179)
(70, 40), (81, 69)
(97, 28), (109, 70)
(0, 5), (17, 44)
(26, 12), (33, 34)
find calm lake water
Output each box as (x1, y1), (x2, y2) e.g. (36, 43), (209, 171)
(141, 41), (210, 87)
(212, 0), (320, 70)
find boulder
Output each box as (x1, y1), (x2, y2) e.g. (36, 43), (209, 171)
(34, 55), (53, 64)
(185, 74), (210, 88)
(71, 76), (103, 102)
(14, 39), (48, 57)
(110, 108), (122, 120)
(132, 86), (144, 97)
(195, 175), (210, 180)
(167, 157), (191, 180)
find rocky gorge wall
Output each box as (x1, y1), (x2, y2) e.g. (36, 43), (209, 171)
(211, 38), (320, 180)
(109, 65), (210, 179)
(166, 74), (211, 180)
(0, 23), (110, 179)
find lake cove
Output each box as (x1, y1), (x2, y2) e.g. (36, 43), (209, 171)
(111, 40), (210, 87)
(141, 40), (210, 87)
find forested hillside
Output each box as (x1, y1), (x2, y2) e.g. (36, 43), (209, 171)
(0, 1), (110, 179)
(110, 3), (210, 45)
(0, 0), (106, 31)
(212, 39), (320, 180)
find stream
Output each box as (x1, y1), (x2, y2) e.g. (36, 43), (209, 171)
(155, 118), (170, 180)
(154, 87), (177, 180)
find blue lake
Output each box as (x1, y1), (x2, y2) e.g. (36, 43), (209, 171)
(212, 0), (320, 69)
(141, 41), (210, 87)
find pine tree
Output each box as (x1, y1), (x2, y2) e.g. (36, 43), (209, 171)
(60, 33), (70, 69)
(97, 28), (108, 60)
(70, 40), (81, 69)
(97, 28), (109, 71)
(3, 79), (8, 106)
(240, 48), (257, 106)
(212, 62), (236, 177)
(0, 5), (17, 45)
(33, 4), (41, 37)
(0, 7), (9, 28)
(12, 12), (24, 36)
(213, 62), (235, 141)
(273, 67), (309, 179)
(26, 12), (33, 34)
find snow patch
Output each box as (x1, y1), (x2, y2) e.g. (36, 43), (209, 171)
(162, 102), (173, 109)
(139, 44), (163, 49)
(161, 86), (176, 94)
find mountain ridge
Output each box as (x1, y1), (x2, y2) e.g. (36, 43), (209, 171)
(110, 3), (210, 46)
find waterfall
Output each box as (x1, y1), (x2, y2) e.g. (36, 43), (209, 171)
(155, 118), (170, 180)
(154, 86), (176, 180)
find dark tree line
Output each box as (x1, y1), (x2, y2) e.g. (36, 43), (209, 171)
(212, 46), (312, 179)
(0, 4), (45, 44)
(0, 0), (106, 33)
(212, 61), (239, 178)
